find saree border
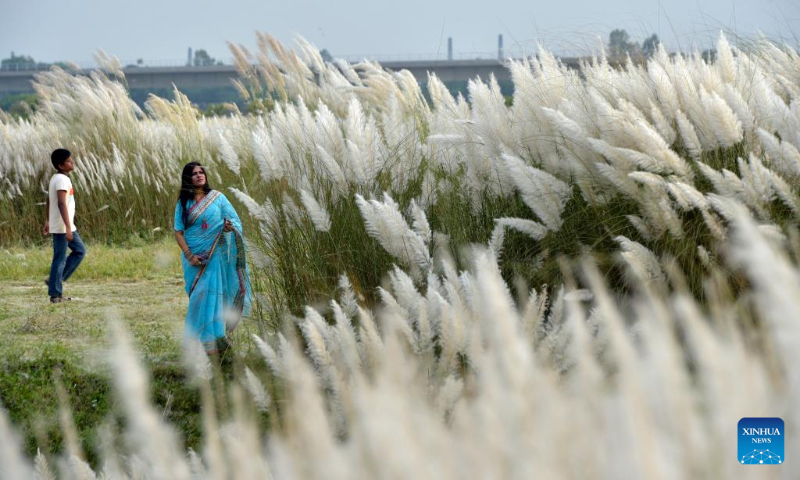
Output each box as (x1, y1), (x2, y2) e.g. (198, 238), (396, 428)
(232, 229), (248, 318)
(186, 190), (221, 227)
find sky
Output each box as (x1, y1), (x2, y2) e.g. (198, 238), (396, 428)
(1, 0), (798, 66)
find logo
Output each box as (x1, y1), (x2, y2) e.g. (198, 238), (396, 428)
(739, 417), (784, 465)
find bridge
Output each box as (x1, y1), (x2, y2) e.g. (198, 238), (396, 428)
(0, 58), (582, 97)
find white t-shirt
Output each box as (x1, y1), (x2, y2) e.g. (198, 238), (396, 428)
(48, 173), (76, 233)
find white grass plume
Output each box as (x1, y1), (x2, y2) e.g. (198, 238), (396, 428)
(243, 367), (271, 412)
(299, 189), (332, 232)
(615, 236), (664, 283)
(355, 193), (431, 272)
(0, 407), (34, 480)
(675, 110), (703, 160)
(33, 449), (55, 480)
(253, 333), (287, 378)
(699, 87), (743, 148)
(108, 317), (191, 480)
(488, 223), (506, 258)
(495, 217), (548, 241)
(502, 153), (571, 231)
(408, 199), (432, 244)
(229, 187), (271, 223)
(757, 128), (800, 177)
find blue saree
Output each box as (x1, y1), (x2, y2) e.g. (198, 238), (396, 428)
(174, 190), (251, 352)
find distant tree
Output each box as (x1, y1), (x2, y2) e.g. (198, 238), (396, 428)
(609, 30), (664, 62)
(642, 34), (661, 58)
(193, 49), (217, 67)
(320, 49), (333, 62)
(125, 58), (145, 69)
(608, 29), (634, 58)
(1, 53), (44, 71)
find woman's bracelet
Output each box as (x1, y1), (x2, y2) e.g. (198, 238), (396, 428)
(183, 249), (193, 259)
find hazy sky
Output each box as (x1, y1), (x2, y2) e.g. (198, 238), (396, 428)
(1, 0), (798, 65)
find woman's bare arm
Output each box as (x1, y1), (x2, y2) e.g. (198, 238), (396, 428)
(174, 230), (201, 266)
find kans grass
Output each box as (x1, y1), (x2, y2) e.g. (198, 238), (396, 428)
(1, 33), (800, 478)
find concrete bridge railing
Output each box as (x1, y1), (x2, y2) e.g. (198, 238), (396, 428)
(0, 58), (582, 96)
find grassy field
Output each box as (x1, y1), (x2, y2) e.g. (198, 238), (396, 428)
(0, 240), (259, 463)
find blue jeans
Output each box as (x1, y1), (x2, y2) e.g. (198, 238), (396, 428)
(48, 231), (86, 298)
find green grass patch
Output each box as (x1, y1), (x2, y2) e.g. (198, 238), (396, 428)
(0, 238), (182, 282)
(0, 240), (264, 464)
(0, 350), (203, 465)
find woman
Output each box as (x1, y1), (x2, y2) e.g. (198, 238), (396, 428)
(174, 162), (251, 354)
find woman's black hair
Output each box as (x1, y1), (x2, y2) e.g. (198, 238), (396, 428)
(178, 162), (212, 225)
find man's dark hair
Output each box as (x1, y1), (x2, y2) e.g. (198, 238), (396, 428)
(51, 149), (72, 171)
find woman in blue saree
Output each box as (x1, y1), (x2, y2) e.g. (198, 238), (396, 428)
(174, 162), (251, 354)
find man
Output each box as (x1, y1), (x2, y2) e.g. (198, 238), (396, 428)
(44, 148), (86, 303)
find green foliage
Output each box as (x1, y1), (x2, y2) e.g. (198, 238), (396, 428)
(0, 350), (204, 464)
(1, 53), (50, 71)
(193, 49), (222, 67)
(202, 102), (239, 117)
(0, 93), (39, 119)
(0, 348), (110, 463)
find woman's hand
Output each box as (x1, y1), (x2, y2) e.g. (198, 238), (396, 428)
(189, 254), (202, 267)
(223, 219), (234, 232)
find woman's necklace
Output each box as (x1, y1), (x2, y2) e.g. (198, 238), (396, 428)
(194, 191), (206, 202)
